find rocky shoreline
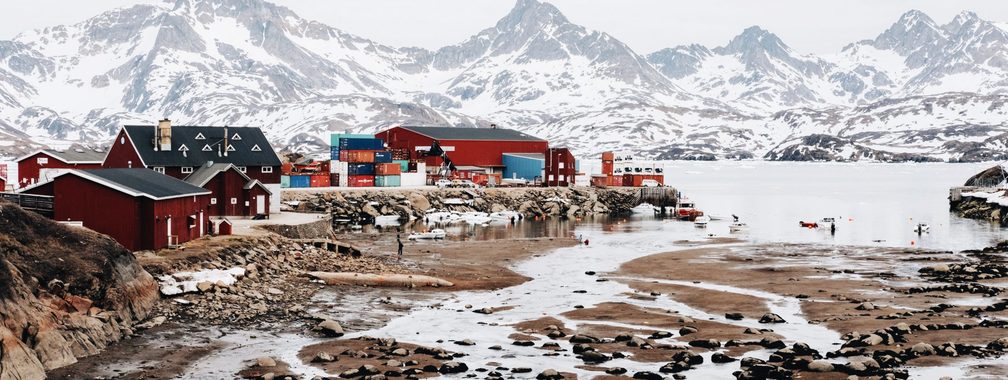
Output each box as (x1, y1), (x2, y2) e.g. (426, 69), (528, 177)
(283, 187), (644, 225)
(951, 195), (1008, 224)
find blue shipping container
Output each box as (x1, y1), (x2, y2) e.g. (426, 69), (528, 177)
(375, 175), (401, 187)
(503, 153), (544, 181)
(373, 151), (392, 163)
(330, 133), (374, 147)
(290, 175), (310, 188)
(330, 146), (340, 161)
(348, 163), (376, 175)
(339, 138), (384, 150)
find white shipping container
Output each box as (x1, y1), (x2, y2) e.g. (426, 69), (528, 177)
(400, 172), (426, 187)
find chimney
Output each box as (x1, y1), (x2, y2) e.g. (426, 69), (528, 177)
(223, 125), (229, 157)
(157, 119), (172, 151)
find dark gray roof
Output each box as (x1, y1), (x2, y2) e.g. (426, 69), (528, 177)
(503, 152), (545, 159)
(399, 126), (546, 142)
(43, 149), (105, 163)
(76, 169), (210, 200)
(184, 163), (246, 187)
(123, 125), (282, 167)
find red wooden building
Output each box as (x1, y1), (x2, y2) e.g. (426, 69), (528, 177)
(102, 119), (282, 213)
(16, 149), (104, 188)
(21, 169), (211, 251)
(184, 162), (272, 217)
(544, 147), (577, 187)
(0, 173), (6, 191)
(375, 126), (548, 169)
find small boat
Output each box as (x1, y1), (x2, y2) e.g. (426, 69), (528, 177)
(729, 222), (749, 233)
(914, 224), (930, 234)
(694, 215), (710, 228)
(408, 229), (446, 240)
(799, 221), (819, 229)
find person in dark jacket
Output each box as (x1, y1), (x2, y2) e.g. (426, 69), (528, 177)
(396, 234), (404, 259)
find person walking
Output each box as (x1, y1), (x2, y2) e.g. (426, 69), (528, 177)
(396, 234), (404, 259)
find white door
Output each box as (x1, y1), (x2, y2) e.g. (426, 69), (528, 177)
(166, 217), (172, 246)
(199, 211), (204, 236)
(256, 195), (265, 214)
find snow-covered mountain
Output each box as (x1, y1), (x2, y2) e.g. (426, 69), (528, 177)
(0, 0), (1005, 162)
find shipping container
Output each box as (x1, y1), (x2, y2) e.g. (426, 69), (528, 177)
(389, 148), (409, 161)
(392, 160), (409, 173)
(608, 175), (623, 187)
(330, 133), (375, 147)
(373, 151), (392, 163)
(338, 138), (384, 151)
(341, 150), (379, 163)
(330, 173), (340, 187)
(601, 151), (615, 161)
(400, 172), (425, 187)
(375, 175), (401, 187)
(348, 175), (375, 187)
(622, 174), (663, 187)
(281, 175), (291, 188)
(330, 160), (349, 174)
(375, 162), (402, 176)
(289, 175), (310, 188)
(348, 163), (376, 175)
(310, 174), (331, 187)
(472, 172), (502, 186)
(601, 161), (614, 175)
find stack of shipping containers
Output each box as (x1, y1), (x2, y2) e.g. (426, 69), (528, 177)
(590, 151), (663, 187)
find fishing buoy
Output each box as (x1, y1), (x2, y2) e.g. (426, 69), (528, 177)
(911, 240), (916, 246)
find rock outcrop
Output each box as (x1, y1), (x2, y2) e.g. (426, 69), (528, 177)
(285, 187), (641, 224)
(0, 201), (159, 379)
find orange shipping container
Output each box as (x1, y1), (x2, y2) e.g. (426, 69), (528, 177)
(310, 174), (331, 187)
(376, 163), (402, 175)
(601, 151), (614, 161)
(340, 150), (379, 163)
(472, 172), (502, 186)
(601, 161), (614, 175)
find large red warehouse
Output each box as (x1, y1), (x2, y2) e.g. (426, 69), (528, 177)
(102, 119), (282, 213)
(21, 169), (211, 251)
(376, 126), (548, 169)
(184, 162), (272, 217)
(16, 149), (104, 188)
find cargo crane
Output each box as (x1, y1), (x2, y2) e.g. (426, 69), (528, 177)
(421, 141), (456, 178)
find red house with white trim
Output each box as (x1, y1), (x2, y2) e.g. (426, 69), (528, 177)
(21, 169), (211, 251)
(184, 162), (272, 217)
(102, 119), (282, 213)
(375, 126), (548, 169)
(16, 149), (104, 188)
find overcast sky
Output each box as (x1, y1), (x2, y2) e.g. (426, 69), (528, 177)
(4, 0), (1007, 54)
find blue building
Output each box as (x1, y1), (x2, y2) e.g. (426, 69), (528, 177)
(502, 153), (544, 181)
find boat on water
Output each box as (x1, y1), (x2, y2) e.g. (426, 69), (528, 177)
(729, 222), (749, 233)
(694, 215), (710, 228)
(676, 199), (704, 221)
(799, 221), (819, 228)
(408, 229), (446, 240)
(914, 223), (931, 234)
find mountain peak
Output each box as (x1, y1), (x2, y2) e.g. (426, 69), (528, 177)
(869, 9), (945, 59)
(497, 0), (568, 32)
(716, 25), (791, 58)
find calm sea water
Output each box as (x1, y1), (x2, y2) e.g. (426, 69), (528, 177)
(651, 161), (1002, 251)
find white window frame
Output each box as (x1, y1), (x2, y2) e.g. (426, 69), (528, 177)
(37, 157), (48, 165)
(153, 167), (165, 174)
(237, 166), (246, 173)
(261, 166), (273, 173)
(210, 198), (217, 205)
(181, 166), (193, 174)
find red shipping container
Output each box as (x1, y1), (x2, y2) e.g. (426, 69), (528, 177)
(348, 175), (375, 187)
(601, 151), (614, 161)
(601, 161), (614, 175)
(375, 163), (402, 175)
(310, 174), (331, 187)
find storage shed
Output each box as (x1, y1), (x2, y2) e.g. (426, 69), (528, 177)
(184, 162), (271, 217)
(21, 169), (211, 251)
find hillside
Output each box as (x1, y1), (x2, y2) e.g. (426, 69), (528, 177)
(0, 201), (159, 378)
(0, 0), (1006, 161)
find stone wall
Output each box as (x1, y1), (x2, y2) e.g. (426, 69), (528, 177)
(258, 215), (334, 239)
(284, 187), (642, 225)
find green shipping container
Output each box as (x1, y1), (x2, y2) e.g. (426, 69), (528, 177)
(330, 133), (375, 147)
(393, 160), (409, 173)
(281, 175), (291, 188)
(375, 175), (401, 187)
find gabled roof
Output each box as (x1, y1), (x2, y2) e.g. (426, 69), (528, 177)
(122, 125), (282, 167)
(396, 126), (546, 142)
(184, 162), (272, 195)
(20, 169), (210, 201)
(16, 148), (105, 164)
